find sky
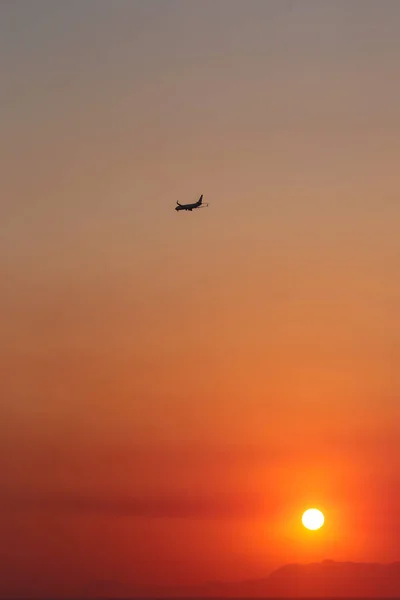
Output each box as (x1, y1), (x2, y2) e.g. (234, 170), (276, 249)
(1, 0), (400, 596)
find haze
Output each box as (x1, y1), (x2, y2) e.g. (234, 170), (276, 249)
(1, 1), (399, 597)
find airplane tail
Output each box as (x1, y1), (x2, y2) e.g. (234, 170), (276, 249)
(197, 195), (203, 205)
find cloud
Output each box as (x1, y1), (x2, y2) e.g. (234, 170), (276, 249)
(0, 490), (269, 519)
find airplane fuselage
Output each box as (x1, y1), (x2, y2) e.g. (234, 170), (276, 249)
(175, 194), (204, 212)
(175, 204), (196, 211)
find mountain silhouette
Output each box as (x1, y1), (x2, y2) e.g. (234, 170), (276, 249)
(119, 560), (400, 597)
(265, 560), (400, 597)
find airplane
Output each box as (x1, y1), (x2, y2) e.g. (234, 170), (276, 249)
(175, 194), (208, 212)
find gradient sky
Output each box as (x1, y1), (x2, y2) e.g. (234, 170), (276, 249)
(1, 0), (400, 596)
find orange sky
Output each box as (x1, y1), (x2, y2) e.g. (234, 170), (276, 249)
(1, 0), (400, 596)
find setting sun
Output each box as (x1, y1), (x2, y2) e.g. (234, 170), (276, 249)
(302, 508), (325, 531)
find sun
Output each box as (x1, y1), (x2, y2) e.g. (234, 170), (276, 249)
(302, 508), (324, 530)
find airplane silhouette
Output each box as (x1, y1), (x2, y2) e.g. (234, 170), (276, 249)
(175, 194), (208, 211)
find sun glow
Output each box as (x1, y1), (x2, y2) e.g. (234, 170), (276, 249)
(302, 508), (324, 531)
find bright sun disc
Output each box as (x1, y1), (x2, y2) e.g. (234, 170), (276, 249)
(302, 508), (324, 530)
